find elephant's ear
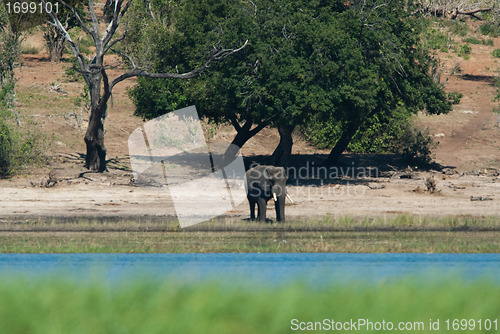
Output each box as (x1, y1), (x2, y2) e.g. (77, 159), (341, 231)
(263, 167), (273, 180)
(267, 167), (286, 180)
(277, 167), (286, 179)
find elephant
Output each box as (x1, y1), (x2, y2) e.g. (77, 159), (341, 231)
(245, 165), (288, 222)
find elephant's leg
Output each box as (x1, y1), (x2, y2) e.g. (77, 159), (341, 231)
(275, 196), (285, 222)
(257, 197), (267, 222)
(249, 198), (256, 220)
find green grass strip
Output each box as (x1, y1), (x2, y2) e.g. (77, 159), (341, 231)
(0, 215), (499, 253)
(0, 277), (498, 333)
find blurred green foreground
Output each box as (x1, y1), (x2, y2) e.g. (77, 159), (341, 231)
(0, 277), (498, 334)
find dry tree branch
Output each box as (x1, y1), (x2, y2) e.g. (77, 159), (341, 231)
(109, 47), (136, 68)
(110, 40), (249, 89)
(54, 0), (95, 39)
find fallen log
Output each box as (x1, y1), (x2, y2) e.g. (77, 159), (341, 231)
(418, 6), (493, 20)
(452, 7), (494, 20)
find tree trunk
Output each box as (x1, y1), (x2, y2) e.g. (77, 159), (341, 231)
(324, 121), (360, 166)
(44, 26), (65, 63)
(222, 120), (266, 166)
(84, 103), (107, 172)
(49, 36), (65, 62)
(271, 125), (294, 167)
(84, 73), (109, 172)
(221, 126), (252, 167)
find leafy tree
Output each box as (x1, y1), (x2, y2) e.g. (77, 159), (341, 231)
(130, 0), (453, 166)
(316, 0), (452, 165)
(129, 0), (347, 165)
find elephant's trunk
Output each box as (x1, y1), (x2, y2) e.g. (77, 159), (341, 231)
(275, 195), (285, 222)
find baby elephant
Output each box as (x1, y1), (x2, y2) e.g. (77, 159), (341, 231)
(245, 165), (288, 222)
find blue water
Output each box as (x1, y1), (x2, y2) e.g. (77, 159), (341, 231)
(0, 253), (499, 285)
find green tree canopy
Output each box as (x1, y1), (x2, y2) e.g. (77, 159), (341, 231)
(129, 0), (452, 165)
(312, 0), (453, 164)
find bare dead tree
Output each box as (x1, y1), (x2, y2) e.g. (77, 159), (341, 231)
(43, 0), (247, 172)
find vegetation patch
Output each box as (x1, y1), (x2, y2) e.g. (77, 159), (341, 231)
(445, 20), (469, 37)
(1, 84), (49, 177)
(0, 119), (49, 177)
(19, 44), (40, 55)
(0, 119), (13, 176)
(424, 28), (450, 51)
(479, 23), (500, 37)
(482, 38), (494, 46)
(455, 44), (472, 59)
(462, 37), (481, 45)
(0, 216), (499, 253)
(0, 278), (498, 334)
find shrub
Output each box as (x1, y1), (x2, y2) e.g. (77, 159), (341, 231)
(424, 29), (450, 52)
(20, 44), (40, 55)
(0, 80), (15, 110)
(479, 23), (500, 37)
(0, 119), (48, 177)
(456, 44), (471, 59)
(492, 49), (500, 58)
(447, 20), (469, 37)
(402, 128), (436, 168)
(304, 109), (415, 155)
(13, 126), (49, 169)
(76, 35), (94, 54)
(0, 22), (18, 85)
(0, 81), (16, 176)
(63, 58), (82, 82)
(346, 112), (413, 154)
(462, 37), (481, 45)
(482, 38), (494, 46)
(0, 119), (13, 176)
(304, 120), (341, 150)
(447, 92), (463, 105)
